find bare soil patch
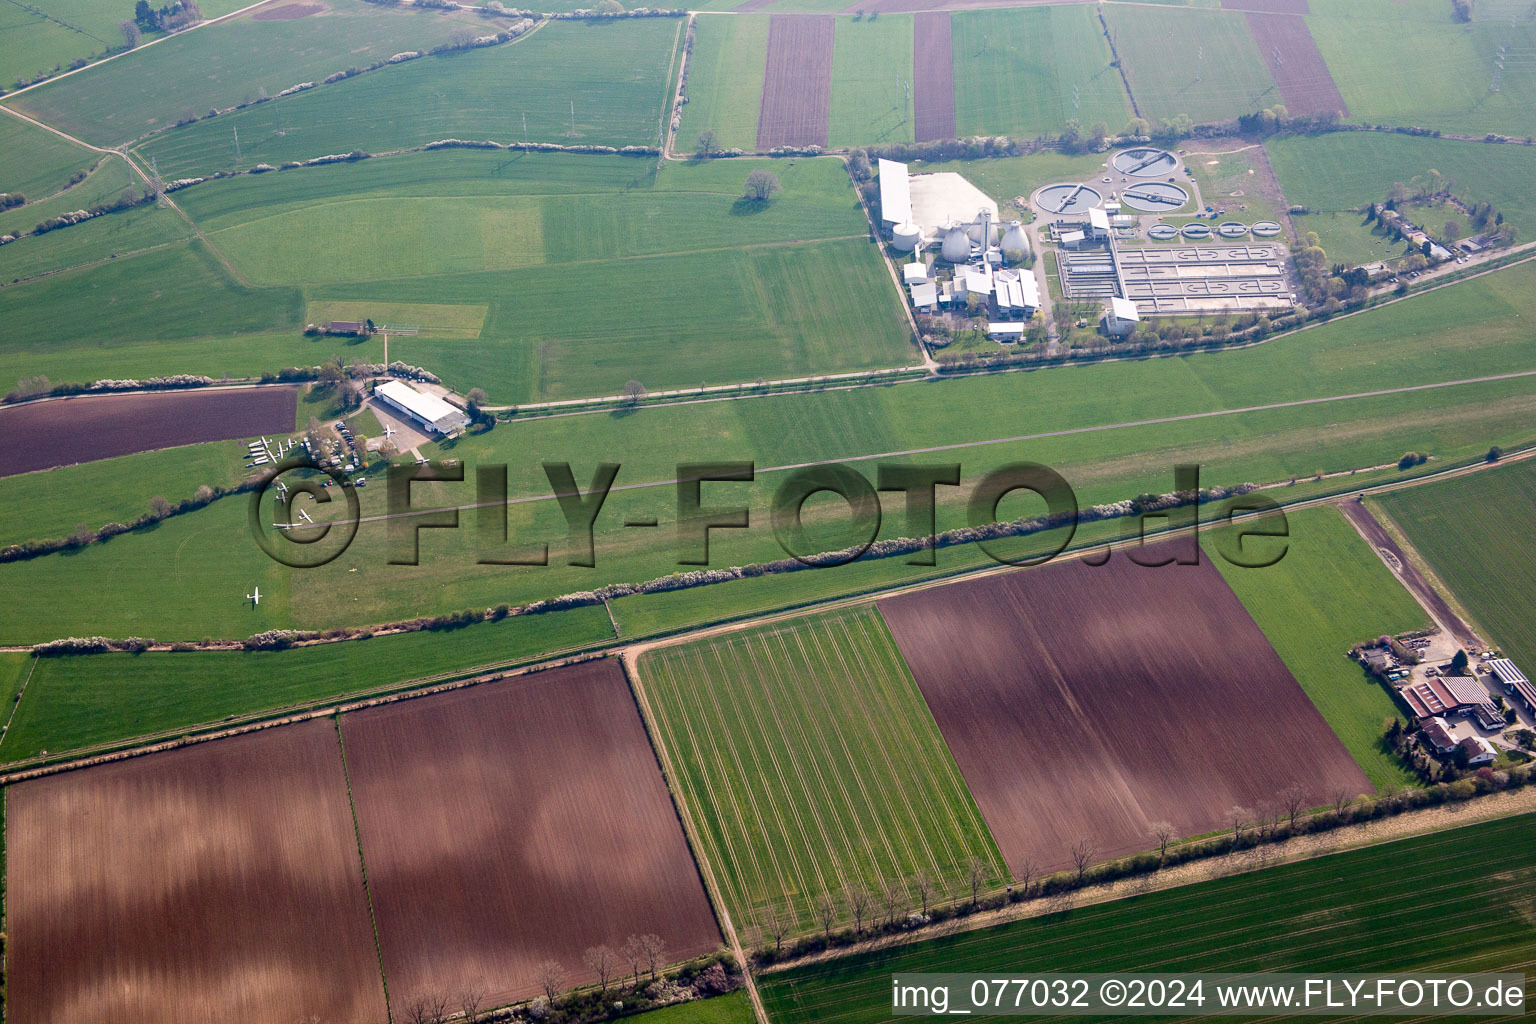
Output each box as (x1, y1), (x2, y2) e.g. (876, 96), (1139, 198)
(913, 13), (956, 142)
(5, 720), (385, 1024)
(253, 1), (325, 18)
(757, 14), (834, 150)
(877, 548), (1372, 876)
(848, 0), (1080, 14)
(0, 385), (298, 477)
(1221, 0), (1309, 13)
(340, 659), (721, 1010)
(1244, 11), (1348, 117)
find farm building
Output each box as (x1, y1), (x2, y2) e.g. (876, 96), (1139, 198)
(323, 320), (367, 336)
(1489, 659), (1536, 712)
(1399, 677), (1502, 730)
(1421, 716), (1458, 754)
(374, 380), (469, 435)
(1458, 735), (1497, 766)
(1103, 296), (1141, 337)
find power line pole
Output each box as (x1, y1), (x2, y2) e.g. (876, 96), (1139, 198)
(523, 111), (529, 146)
(570, 99), (576, 137)
(233, 125), (241, 164)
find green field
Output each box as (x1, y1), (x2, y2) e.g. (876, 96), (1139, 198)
(1268, 132), (1536, 239)
(912, 151), (1114, 217)
(0, 199), (192, 283)
(14, 149), (908, 403)
(953, 6), (1131, 139)
(133, 18), (682, 178)
(1102, 4), (1280, 123)
(1210, 506), (1425, 789)
(0, 111), (98, 200)
(0, 153), (136, 238)
(1182, 144), (1285, 226)
(8, 260), (1536, 644)
(633, 992), (753, 1024)
(0, 240), (306, 390)
(829, 15), (914, 148)
(0, 438), (243, 547)
(4, 0), (504, 147)
(1290, 211), (1411, 270)
(0, 603), (613, 762)
(1373, 457), (1536, 668)
(0, 652), (33, 724)
(638, 606), (1007, 938)
(1308, 0), (1536, 139)
(759, 812), (1536, 1022)
(682, 14), (768, 152)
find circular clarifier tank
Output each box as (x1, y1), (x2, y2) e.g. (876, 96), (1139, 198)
(1251, 220), (1283, 237)
(1112, 147), (1178, 177)
(1034, 183), (1102, 217)
(1218, 221), (1248, 238)
(1181, 222), (1212, 239)
(1121, 181), (1189, 212)
(1148, 223), (1179, 241)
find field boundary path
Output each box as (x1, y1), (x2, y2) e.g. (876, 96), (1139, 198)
(621, 652), (774, 1024)
(759, 783), (1536, 974)
(1339, 500), (1483, 650)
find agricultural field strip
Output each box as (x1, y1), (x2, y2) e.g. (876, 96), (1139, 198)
(763, 819), (1536, 978)
(640, 610), (1000, 933)
(336, 368), (1536, 527)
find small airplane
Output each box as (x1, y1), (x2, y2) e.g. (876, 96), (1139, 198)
(246, 586), (261, 606)
(297, 508), (314, 525)
(383, 424), (397, 439)
(274, 480), (289, 500)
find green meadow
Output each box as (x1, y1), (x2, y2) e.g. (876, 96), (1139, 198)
(760, 813), (1536, 1022)
(1268, 132), (1536, 237)
(638, 606), (1006, 937)
(133, 18), (683, 178)
(1308, 0), (1536, 138)
(681, 14), (768, 153)
(0, 111), (98, 200)
(4, 0), (502, 147)
(1373, 456), (1536, 668)
(1102, 4), (1280, 123)
(828, 15), (914, 148)
(0, 153), (137, 238)
(952, 5), (1131, 139)
(1210, 506), (1424, 790)
(0, 603), (613, 762)
(0, 200), (191, 283)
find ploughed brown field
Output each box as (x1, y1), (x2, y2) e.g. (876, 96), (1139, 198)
(877, 550), (1371, 876)
(913, 13), (956, 142)
(340, 659), (721, 1011)
(0, 385), (298, 477)
(252, 1), (326, 18)
(756, 14), (835, 149)
(1243, 11), (1348, 117)
(5, 720), (386, 1024)
(1221, 0), (1309, 13)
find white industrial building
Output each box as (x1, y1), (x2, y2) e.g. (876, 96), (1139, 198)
(992, 269), (1039, 317)
(374, 379), (469, 435)
(1086, 207), (1110, 239)
(1103, 296), (1141, 336)
(909, 281), (938, 310)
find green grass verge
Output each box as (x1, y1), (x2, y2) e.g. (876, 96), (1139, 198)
(638, 605), (1007, 939)
(1208, 505), (1424, 790)
(1372, 456), (1536, 668)
(5, 0), (503, 148)
(759, 812), (1536, 1022)
(1101, 4), (1280, 123)
(631, 992), (754, 1024)
(953, 5), (1131, 139)
(132, 18), (681, 178)
(683, 14), (769, 153)
(0, 603), (613, 762)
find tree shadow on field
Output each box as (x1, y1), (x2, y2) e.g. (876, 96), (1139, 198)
(730, 197), (773, 217)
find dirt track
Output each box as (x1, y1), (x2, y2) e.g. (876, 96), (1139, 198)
(6, 719), (386, 1024)
(0, 385), (298, 477)
(341, 660), (721, 1010)
(1243, 11), (1349, 118)
(1340, 500), (1480, 649)
(756, 14), (834, 149)
(878, 547), (1372, 877)
(913, 13), (956, 142)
